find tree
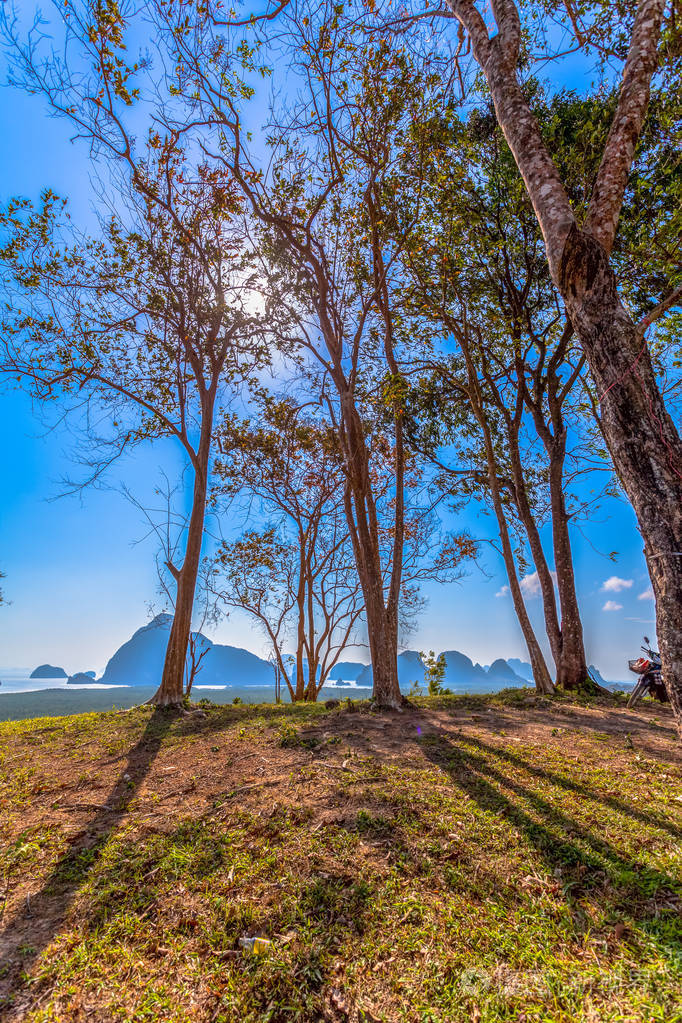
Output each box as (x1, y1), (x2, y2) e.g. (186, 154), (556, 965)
(405, 0), (682, 725)
(0, 149), (265, 707)
(1, 0), (276, 705)
(212, 400), (366, 702)
(396, 102), (605, 691)
(422, 650), (450, 695)
(409, 335), (558, 694)
(155, 6), (453, 706)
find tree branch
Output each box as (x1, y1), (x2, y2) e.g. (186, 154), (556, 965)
(584, 0), (667, 253)
(636, 281), (682, 335)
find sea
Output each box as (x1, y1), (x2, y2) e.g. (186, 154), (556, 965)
(0, 671), (377, 722)
(0, 669), (544, 723)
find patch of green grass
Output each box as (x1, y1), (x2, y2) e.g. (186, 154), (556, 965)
(1, 696), (680, 1022)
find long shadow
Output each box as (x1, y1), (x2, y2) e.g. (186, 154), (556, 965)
(453, 732), (682, 839)
(329, 703), (679, 839)
(0, 708), (175, 1013)
(475, 699), (680, 758)
(418, 732), (682, 956)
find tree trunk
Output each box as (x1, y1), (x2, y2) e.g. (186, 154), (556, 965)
(294, 544), (307, 702)
(485, 463), (555, 694)
(339, 395), (403, 710)
(304, 561), (319, 702)
(546, 441), (590, 690)
(474, 398), (555, 694)
(364, 580), (402, 707)
(304, 653), (320, 701)
(342, 481), (403, 709)
(559, 228), (682, 719)
(506, 427), (563, 669)
(149, 420), (212, 707)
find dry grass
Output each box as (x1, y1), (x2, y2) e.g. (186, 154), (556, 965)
(0, 689), (680, 1022)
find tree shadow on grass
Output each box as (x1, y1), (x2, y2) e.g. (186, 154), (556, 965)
(418, 692), (680, 763)
(454, 731), (682, 840)
(0, 708), (175, 1014)
(2, 805), (374, 1023)
(418, 732), (682, 957)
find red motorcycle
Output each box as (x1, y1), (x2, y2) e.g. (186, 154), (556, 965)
(627, 636), (667, 708)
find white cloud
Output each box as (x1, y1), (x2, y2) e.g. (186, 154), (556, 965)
(638, 586), (655, 601)
(602, 600), (623, 612)
(601, 576), (633, 593)
(520, 571), (542, 597)
(521, 570), (558, 596)
(495, 571), (557, 599)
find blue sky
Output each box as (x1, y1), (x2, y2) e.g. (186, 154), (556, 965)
(0, 21), (658, 680)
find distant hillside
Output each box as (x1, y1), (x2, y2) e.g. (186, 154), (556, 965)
(356, 650), (529, 692)
(67, 672), (99, 686)
(486, 658), (525, 683)
(101, 615), (273, 686)
(588, 664), (632, 692)
(328, 661), (367, 681)
(30, 664), (67, 679)
(507, 658), (534, 682)
(440, 650), (487, 686)
(356, 650), (425, 688)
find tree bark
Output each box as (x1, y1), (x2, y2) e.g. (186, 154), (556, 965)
(149, 409), (213, 707)
(342, 469), (403, 710)
(362, 567), (402, 707)
(546, 439), (590, 690)
(443, 0), (682, 726)
(465, 352), (555, 694)
(558, 229), (682, 719)
(294, 538), (307, 702)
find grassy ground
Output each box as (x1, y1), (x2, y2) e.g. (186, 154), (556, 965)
(0, 689), (680, 1022)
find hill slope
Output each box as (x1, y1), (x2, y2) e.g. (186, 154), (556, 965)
(29, 664), (67, 679)
(100, 614), (273, 686)
(1, 691), (679, 1022)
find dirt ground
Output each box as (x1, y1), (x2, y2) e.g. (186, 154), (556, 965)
(1, 692), (680, 1021)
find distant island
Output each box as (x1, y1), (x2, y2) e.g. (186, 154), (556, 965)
(328, 661), (365, 680)
(67, 671), (97, 685)
(356, 649), (530, 690)
(29, 664), (67, 679)
(28, 614), (627, 693)
(98, 614), (274, 686)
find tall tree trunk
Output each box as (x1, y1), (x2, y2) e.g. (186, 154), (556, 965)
(339, 392), (403, 710)
(547, 440), (590, 690)
(519, 341), (592, 692)
(559, 232), (682, 718)
(363, 577), (401, 707)
(150, 412), (213, 708)
(471, 389), (554, 694)
(304, 561), (319, 701)
(343, 479), (403, 709)
(484, 443), (555, 694)
(445, 0), (682, 726)
(294, 542), (307, 702)
(462, 337), (555, 693)
(506, 427), (563, 669)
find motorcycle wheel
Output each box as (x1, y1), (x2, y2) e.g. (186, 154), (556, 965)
(627, 677), (648, 708)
